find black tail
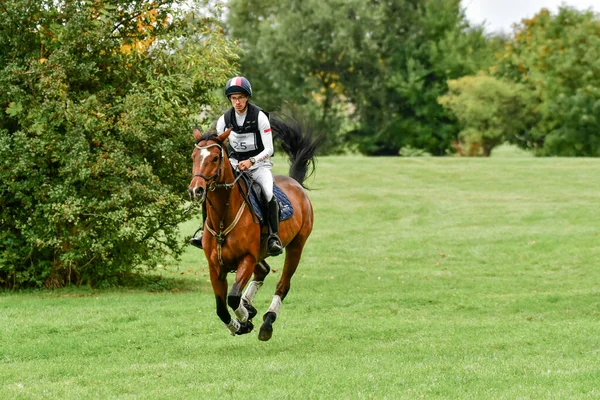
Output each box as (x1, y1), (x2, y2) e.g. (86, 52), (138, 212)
(270, 115), (322, 188)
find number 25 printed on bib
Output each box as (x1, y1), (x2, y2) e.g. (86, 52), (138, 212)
(230, 133), (258, 152)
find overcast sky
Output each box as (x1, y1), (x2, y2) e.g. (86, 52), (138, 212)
(463, 0), (599, 33)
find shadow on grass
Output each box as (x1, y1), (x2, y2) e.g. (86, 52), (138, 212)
(113, 272), (207, 293)
(0, 272), (209, 296)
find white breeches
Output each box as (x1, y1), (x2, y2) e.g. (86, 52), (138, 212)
(246, 166), (274, 201)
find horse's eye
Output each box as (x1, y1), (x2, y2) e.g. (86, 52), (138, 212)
(212, 156), (219, 163)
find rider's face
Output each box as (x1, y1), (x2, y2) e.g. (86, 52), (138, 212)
(230, 94), (249, 113)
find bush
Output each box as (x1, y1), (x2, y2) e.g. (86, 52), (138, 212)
(438, 74), (537, 156)
(493, 7), (600, 156)
(0, 1), (237, 288)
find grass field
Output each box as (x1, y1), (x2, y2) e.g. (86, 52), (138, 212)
(2, 155), (600, 399)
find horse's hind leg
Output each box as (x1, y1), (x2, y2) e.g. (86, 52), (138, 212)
(242, 261), (270, 320)
(259, 242), (304, 341)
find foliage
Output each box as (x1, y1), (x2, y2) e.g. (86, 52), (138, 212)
(228, 0), (493, 156)
(438, 74), (537, 156)
(227, 0), (360, 154)
(0, 0), (238, 288)
(398, 146), (432, 157)
(346, 0), (494, 156)
(493, 6), (600, 156)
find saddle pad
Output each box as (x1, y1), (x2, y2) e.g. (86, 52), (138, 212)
(249, 183), (294, 223)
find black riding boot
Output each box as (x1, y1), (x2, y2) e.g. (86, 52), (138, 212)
(267, 198), (283, 256)
(189, 204), (207, 249)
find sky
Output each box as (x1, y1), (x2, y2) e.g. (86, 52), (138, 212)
(462, 0), (599, 33)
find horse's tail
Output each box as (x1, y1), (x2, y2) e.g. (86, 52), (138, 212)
(270, 115), (322, 189)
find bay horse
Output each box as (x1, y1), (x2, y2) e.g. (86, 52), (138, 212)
(188, 117), (318, 341)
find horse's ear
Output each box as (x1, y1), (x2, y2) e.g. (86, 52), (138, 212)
(217, 128), (232, 143)
(193, 128), (202, 141)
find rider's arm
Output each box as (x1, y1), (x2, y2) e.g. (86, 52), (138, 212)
(251, 111), (274, 164)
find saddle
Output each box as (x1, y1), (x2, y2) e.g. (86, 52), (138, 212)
(238, 173), (294, 223)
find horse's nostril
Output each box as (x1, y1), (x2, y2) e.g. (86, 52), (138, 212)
(194, 187), (205, 199)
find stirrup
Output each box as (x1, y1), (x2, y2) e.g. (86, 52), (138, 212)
(267, 235), (283, 256)
(190, 229), (204, 249)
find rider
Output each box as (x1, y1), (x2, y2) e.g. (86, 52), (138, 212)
(190, 76), (283, 256)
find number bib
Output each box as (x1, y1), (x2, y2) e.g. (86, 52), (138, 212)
(229, 130), (259, 153)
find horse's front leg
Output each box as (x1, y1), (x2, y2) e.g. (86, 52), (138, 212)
(209, 266), (242, 335)
(227, 255), (257, 335)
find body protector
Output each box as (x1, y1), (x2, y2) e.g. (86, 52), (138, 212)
(224, 103), (272, 161)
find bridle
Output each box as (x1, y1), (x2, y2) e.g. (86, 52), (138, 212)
(193, 141), (244, 191)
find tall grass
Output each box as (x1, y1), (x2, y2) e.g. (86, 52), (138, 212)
(2, 156), (599, 399)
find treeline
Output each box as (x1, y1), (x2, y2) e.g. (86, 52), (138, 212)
(226, 0), (600, 156)
(1, 1), (598, 288)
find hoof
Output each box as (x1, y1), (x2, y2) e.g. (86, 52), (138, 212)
(258, 311), (277, 341)
(235, 320), (254, 335)
(243, 300), (258, 320)
(258, 325), (272, 341)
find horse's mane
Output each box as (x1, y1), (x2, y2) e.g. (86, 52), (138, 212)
(195, 130), (220, 145)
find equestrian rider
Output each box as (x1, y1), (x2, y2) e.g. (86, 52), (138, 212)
(190, 76), (283, 256)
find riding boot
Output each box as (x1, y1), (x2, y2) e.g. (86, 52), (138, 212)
(266, 198), (283, 256)
(189, 204), (207, 249)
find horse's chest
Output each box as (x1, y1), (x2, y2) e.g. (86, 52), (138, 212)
(209, 232), (261, 272)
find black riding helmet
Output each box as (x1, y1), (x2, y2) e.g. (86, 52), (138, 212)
(225, 76), (252, 98)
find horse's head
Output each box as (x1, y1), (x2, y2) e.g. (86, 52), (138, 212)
(188, 128), (232, 203)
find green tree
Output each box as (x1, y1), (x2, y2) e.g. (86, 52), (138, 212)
(0, 0), (237, 288)
(228, 0), (362, 154)
(347, 0), (495, 155)
(228, 0), (493, 155)
(494, 7), (600, 155)
(438, 74), (537, 156)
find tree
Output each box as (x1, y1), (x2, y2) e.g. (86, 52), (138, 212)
(438, 74), (537, 156)
(346, 0), (496, 155)
(494, 7), (600, 156)
(0, 0), (238, 288)
(228, 0), (363, 154)
(228, 0), (493, 155)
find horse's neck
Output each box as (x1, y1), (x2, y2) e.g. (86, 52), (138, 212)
(206, 162), (244, 225)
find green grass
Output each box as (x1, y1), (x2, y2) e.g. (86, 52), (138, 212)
(2, 156), (600, 399)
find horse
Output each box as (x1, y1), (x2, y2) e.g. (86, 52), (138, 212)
(188, 117), (319, 341)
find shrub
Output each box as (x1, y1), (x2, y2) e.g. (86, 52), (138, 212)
(0, 1), (237, 288)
